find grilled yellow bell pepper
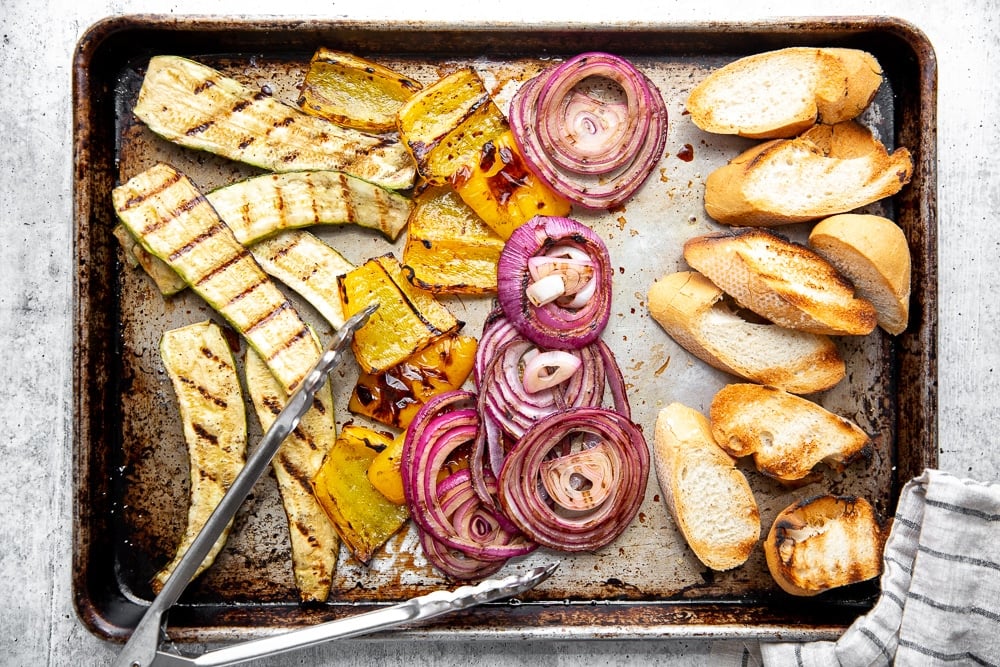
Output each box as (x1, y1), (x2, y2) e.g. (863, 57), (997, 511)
(367, 432), (407, 505)
(397, 67), (508, 185)
(401, 186), (504, 294)
(311, 425), (410, 564)
(299, 48), (423, 134)
(449, 130), (571, 239)
(349, 332), (478, 429)
(338, 253), (460, 374)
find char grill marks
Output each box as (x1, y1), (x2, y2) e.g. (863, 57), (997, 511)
(114, 163), (319, 393)
(132, 56), (422, 189)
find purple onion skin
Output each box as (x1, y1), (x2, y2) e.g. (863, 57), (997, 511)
(496, 216), (612, 351)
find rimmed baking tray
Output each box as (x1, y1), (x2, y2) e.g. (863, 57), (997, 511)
(72, 15), (937, 644)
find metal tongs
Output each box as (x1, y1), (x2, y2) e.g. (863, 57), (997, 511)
(113, 303), (559, 667)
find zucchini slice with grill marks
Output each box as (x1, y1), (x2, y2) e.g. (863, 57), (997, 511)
(153, 320), (246, 593)
(133, 55), (416, 191)
(116, 168), (407, 297)
(113, 162), (321, 393)
(245, 343), (340, 603)
(250, 230), (354, 330)
(206, 170), (412, 245)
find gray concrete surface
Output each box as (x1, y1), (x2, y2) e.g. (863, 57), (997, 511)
(1, 0), (997, 665)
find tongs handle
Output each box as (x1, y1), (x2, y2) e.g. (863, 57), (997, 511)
(151, 564), (557, 667)
(114, 305), (377, 667)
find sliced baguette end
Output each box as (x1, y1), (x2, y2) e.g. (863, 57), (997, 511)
(686, 47), (883, 139)
(704, 121), (913, 227)
(683, 228), (878, 336)
(809, 214), (912, 335)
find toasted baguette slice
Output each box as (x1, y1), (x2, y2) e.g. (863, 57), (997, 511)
(684, 227), (878, 336)
(809, 214), (911, 335)
(709, 383), (871, 482)
(654, 403), (760, 571)
(704, 121), (913, 226)
(765, 495), (886, 596)
(648, 271), (845, 394)
(686, 47), (883, 139)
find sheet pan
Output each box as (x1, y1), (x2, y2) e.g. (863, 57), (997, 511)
(72, 15), (938, 643)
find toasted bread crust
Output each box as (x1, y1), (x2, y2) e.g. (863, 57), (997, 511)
(704, 121), (913, 226)
(809, 214), (911, 335)
(648, 271), (845, 394)
(654, 403), (760, 571)
(709, 383), (872, 481)
(686, 47), (883, 139)
(683, 227), (878, 336)
(764, 495), (885, 596)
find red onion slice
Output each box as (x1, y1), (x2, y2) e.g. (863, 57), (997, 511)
(418, 529), (505, 581)
(401, 390), (535, 570)
(509, 52), (668, 210)
(479, 338), (605, 440)
(497, 216), (612, 350)
(497, 407), (649, 552)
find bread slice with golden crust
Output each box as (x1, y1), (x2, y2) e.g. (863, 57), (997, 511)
(764, 494), (886, 596)
(809, 214), (912, 335)
(704, 121), (913, 226)
(653, 402), (760, 571)
(686, 47), (883, 139)
(709, 383), (872, 482)
(648, 271), (845, 394)
(683, 227), (878, 336)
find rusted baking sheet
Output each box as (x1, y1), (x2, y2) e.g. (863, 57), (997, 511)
(72, 15), (937, 644)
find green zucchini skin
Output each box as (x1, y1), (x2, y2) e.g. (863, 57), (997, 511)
(113, 162), (321, 393)
(133, 56), (416, 191)
(250, 230), (354, 330)
(207, 170), (412, 244)
(245, 343), (340, 603)
(154, 320), (246, 593)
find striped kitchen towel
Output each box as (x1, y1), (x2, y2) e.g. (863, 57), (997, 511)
(760, 469), (1000, 666)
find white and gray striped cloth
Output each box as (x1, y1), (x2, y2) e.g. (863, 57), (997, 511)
(757, 468), (1000, 666)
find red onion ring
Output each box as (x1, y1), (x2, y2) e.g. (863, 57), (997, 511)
(497, 216), (612, 350)
(509, 52), (668, 210)
(479, 338), (605, 440)
(497, 407), (649, 552)
(401, 390), (536, 572)
(418, 529), (505, 581)
(473, 306), (522, 389)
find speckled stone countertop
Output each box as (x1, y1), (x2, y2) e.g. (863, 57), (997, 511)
(2, 1), (997, 665)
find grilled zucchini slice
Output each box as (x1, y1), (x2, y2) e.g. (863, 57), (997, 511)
(153, 320), (246, 593)
(250, 230), (354, 330)
(116, 169), (406, 297)
(113, 223), (187, 295)
(133, 55), (415, 190)
(245, 344), (340, 603)
(206, 171), (413, 245)
(112, 162), (321, 393)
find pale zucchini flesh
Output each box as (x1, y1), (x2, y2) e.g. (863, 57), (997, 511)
(250, 230), (355, 330)
(245, 343), (340, 603)
(113, 223), (187, 295)
(153, 320), (247, 593)
(206, 170), (412, 244)
(133, 55), (416, 190)
(112, 162), (321, 393)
